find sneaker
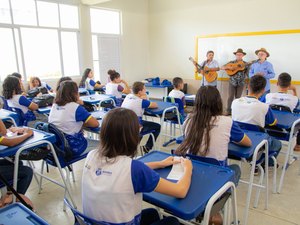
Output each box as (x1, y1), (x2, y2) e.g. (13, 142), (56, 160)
(254, 166), (259, 176)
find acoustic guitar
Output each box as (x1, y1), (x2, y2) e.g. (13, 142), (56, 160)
(189, 57), (218, 83)
(223, 60), (256, 76)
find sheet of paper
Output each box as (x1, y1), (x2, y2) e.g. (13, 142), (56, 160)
(167, 157), (184, 181)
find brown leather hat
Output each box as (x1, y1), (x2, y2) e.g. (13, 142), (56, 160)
(255, 48), (270, 57)
(233, 48), (246, 55)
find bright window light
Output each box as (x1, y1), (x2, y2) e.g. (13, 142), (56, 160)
(11, 0), (37, 26)
(21, 27), (61, 79)
(0, 0), (11, 24)
(59, 4), (79, 29)
(37, 1), (59, 27)
(90, 8), (120, 34)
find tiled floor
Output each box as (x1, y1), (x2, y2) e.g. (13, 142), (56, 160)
(19, 125), (300, 224)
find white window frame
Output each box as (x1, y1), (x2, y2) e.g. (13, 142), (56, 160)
(0, 0), (81, 81)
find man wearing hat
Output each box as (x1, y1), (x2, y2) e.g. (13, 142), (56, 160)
(249, 48), (275, 101)
(221, 48), (249, 115)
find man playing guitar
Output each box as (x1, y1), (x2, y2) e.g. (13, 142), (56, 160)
(193, 50), (220, 87)
(221, 48), (249, 115)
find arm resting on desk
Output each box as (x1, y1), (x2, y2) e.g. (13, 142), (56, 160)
(84, 116), (99, 128)
(148, 158), (193, 199)
(233, 134), (252, 147)
(0, 129), (33, 147)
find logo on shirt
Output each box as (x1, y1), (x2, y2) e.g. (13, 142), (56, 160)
(95, 168), (112, 176)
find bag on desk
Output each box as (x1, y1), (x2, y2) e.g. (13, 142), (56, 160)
(27, 87), (48, 98)
(32, 94), (54, 108)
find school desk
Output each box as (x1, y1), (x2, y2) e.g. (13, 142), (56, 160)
(80, 94), (116, 109)
(78, 88), (89, 95)
(0, 128), (76, 207)
(138, 151), (238, 225)
(37, 106), (52, 115)
(145, 83), (172, 99)
(0, 108), (19, 126)
(145, 100), (182, 148)
(176, 130), (269, 225)
(0, 203), (49, 225)
(270, 110), (300, 193)
(185, 94), (195, 106)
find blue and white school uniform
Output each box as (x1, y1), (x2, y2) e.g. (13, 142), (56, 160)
(40, 81), (52, 91)
(168, 89), (185, 105)
(231, 96), (277, 127)
(82, 150), (160, 224)
(184, 115), (245, 163)
(266, 92), (299, 112)
(7, 95), (32, 114)
(106, 82), (124, 99)
(85, 78), (97, 91)
(48, 102), (92, 156)
(121, 94), (150, 124)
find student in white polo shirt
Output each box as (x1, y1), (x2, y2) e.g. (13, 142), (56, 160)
(82, 108), (192, 225)
(48, 80), (99, 156)
(232, 75), (282, 167)
(168, 77), (186, 107)
(79, 68), (104, 92)
(265, 72), (300, 151)
(176, 86), (251, 225)
(122, 82), (160, 154)
(106, 69), (131, 106)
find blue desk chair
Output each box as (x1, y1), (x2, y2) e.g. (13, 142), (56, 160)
(0, 96), (11, 110)
(162, 97), (185, 147)
(234, 121), (278, 195)
(34, 122), (88, 210)
(64, 198), (104, 225)
(9, 108), (36, 126)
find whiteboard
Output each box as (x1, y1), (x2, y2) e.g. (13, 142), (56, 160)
(197, 31), (300, 80)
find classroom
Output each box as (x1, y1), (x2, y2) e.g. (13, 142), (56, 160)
(0, 0), (300, 224)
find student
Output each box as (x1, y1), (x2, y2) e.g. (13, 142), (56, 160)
(11, 72), (25, 94)
(176, 86), (251, 183)
(121, 82), (160, 154)
(82, 107), (192, 225)
(194, 50), (219, 87)
(232, 75), (282, 167)
(48, 81), (99, 156)
(249, 48), (275, 102)
(106, 69), (131, 106)
(29, 76), (53, 93)
(79, 68), (104, 92)
(2, 76), (38, 114)
(0, 119), (33, 195)
(265, 72), (300, 151)
(168, 77), (186, 107)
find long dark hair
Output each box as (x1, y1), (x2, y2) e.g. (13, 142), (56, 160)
(176, 86), (223, 156)
(79, 68), (92, 87)
(55, 80), (78, 106)
(99, 108), (140, 159)
(2, 76), (22, 99)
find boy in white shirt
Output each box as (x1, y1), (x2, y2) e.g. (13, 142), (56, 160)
(266, 72), (300, 151)
(168, 77), (186, 107)
(232, 75), (282, 167)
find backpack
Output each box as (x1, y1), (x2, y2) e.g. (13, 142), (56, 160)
(32, 94), (54, 108)
(35, 122), (73, 162)
(27, 87), (48, 98)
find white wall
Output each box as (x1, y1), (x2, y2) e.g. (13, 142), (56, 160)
(148, 0), (300, 93)
(89, 0), (150, 84)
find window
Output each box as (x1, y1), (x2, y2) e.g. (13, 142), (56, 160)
(59, 4), (79, 29)
(21, 28), (61, 79)
(90, 8), (120, 34)
(0, 28), (18, 81)
(91, 8), (121, 83)
(0, 1), (81, 80)
(61, 32), (80, 76)
(37, 1), (59, 28)
(0, 0), (11, 24)
(11, 0), (37, 26)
